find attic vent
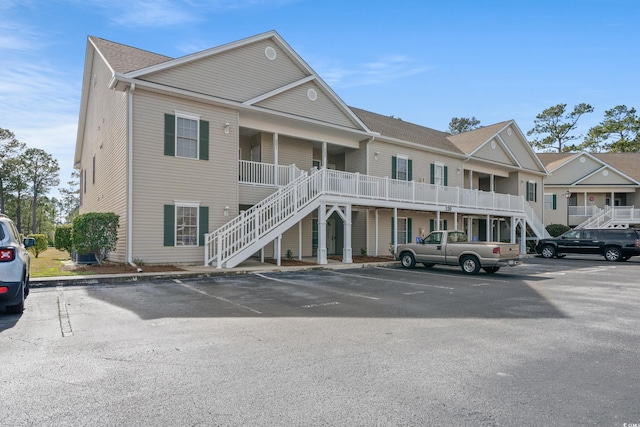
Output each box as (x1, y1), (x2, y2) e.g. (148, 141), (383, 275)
(307, 89), (317, 101)
(507, 127), (512, 136)
(603, 170), (609, 176)
(265, 46), (277, 60)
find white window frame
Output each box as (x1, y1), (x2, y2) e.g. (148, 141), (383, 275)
(527, 180), (536, 202)
(174, 201), (200, 247)
(433, 162), (445, 186)
(543, 193), (555, 210)
(397, 155), (408, 181)
(175, 111), (200, 160)
(396, 217), (409, 245)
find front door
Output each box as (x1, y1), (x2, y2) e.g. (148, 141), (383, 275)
(327, 218), (336, 254)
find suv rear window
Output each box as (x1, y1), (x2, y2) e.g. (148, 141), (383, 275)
(600, 229), (638, 240)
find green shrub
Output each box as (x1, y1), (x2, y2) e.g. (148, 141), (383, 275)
(54, 225), (73, 256)
(546, 223), (570, 237)
(72, 212), (119, 265)
(27, 234), (49, 258)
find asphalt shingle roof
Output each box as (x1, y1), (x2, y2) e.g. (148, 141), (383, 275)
(90, 36), (171, 74)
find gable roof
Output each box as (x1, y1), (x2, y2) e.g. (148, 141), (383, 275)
(538, 152), (640, 184)
(89, 36), (171, 74)
(446, 121), (511, 154)
(349, 107), (463, 154)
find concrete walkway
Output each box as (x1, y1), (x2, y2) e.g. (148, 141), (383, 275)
(30, 257), (399, 288)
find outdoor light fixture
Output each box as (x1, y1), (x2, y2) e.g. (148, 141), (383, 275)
(224, 122), (230, 134)
(374, 151), (380, 160)
(224, 205), (230, 217)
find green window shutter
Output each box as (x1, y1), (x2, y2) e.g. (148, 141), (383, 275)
(391, 217), (395, 245)
(408, 159), (413, 181)
(407, 218), (412, 241)
(443, 220), (448, 230)
(164, 114), (175, 156)
(429, 219), (435, 232)
(430, 163), (435, 184)
(534, 183), (538, 202)
(552, 194), (557, 210)
(163, 205), (175, 246)
(199, 120), (209, 161)
(443, 166), (448, 186)
(391, 156), (397, 179)
(198, 206), (209, 246)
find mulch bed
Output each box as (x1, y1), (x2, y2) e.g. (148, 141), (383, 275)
(62, 263), (184, 274)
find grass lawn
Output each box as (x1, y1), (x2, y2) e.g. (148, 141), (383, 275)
(29, 248), (77, 278)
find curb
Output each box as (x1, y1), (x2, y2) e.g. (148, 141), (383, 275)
(29, 261), (401, 288)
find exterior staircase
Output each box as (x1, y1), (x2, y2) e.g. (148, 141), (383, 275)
(575, 206), (640, 229)
(205, 167), (549, 268)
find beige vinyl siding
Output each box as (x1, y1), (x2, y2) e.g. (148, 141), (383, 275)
(351, 210), (367, 255)
(240, 114), (362, 149)
(239, 186), (276, 206)
(471, 138), (516, 166)
(131, 90), (238, 264)
(345, 140), (368, 174)
(255, 81), (359, 129)
(79, 52), (129, 262)
(546, 156), (603, 184)
(278, 135), (313, 169)
(145, 40), (307, 103)
(498, 127), (540, 171)
(367, 140), (463, 188)
(580, 169), (633, 185)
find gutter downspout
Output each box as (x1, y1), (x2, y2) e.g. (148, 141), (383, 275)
(127, 83), (137, 269)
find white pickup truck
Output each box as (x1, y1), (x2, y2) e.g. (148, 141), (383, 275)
(395, 230), (522, 275)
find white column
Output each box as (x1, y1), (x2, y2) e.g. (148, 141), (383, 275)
(322, 141), (327, 168)
(436, 211), (441, 230)
(298, 221), (302, 261)
(454, 212), (458, 230)
(273, 133), (279, 186)
(275, 235), (282, 266)
(469, 170), (473, 190)
(520, 219), (526, 255)
(343, 204), (352, 263)
(318, 203), (327, 264)
(486, 215), (491, 241)
(490, 174), (495, 192)
(467, 217), (473, 241)
(510, 217), (516, 244)
(375, 209), (379, 256)
(393, 207), (398, 255)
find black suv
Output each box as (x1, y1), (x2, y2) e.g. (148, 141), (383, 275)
(536, 228), (640, 262)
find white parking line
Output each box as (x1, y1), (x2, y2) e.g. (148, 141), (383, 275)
(375, 266), (510, 283)
(254, 273), (380, 300)
(173, 279), (262, 315)
(330, 270), (455, 290)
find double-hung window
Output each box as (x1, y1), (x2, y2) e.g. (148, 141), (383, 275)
(176, 204), (198, 246)
(176, 115), (199, 159)
(392, 155), (412, 181)
(164, 203), (209, 247)
(526, 181), (537, 202)
(164, 112), (209, 160)
(543, 194), (557, 210)
(391, 217), (412, 245)
(430, 162), (448, 186)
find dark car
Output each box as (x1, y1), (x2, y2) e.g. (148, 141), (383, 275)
(536, 228), (640, 262)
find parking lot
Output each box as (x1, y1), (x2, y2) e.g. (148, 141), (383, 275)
(2, 256), (640, 426)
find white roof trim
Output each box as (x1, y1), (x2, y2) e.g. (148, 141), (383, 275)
(244, 75), (316, 105)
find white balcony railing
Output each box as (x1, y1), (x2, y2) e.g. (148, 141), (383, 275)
(239, 160), (303, 187)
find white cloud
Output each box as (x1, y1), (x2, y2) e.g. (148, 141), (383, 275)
(318, 54), (433, 88)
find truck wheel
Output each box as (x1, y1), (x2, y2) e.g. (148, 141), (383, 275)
(460, 256), (481, 275)
(400, 252), (416, 269)
(483, 267), (500, 274)
(540, 245), (556, 258)
(604, 246), (622, 262)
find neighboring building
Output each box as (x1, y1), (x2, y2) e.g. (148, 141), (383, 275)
(538, 152), (640, 228)
(75, 31), (548, 267)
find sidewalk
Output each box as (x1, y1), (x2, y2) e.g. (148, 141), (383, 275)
(30, 257), (400, 288)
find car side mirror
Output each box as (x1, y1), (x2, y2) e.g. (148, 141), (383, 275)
(23, 237), (35, 248)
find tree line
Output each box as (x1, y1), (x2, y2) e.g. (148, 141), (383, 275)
(0, 127), (78, 236)
(448, 103), (640, 153)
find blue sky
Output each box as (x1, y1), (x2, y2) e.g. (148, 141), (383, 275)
(1, 0), (639, 197)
